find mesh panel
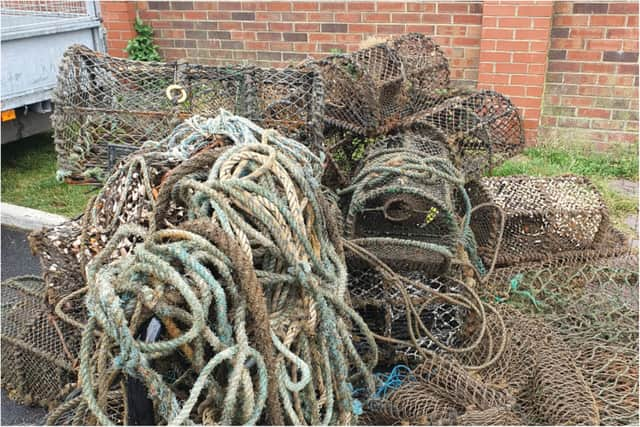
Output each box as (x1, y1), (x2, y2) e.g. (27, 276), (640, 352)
(53, 45), (323, 181)
(1, 276), (76, 408)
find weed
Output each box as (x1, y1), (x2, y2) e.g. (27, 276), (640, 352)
(125, 18), (161, 62)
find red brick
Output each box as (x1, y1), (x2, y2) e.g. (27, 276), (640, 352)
(246, 41), (269, 50)
(454, 37), (481, 47)
(482, 51), (512, 62)
(495, 63), (528, 73)
(512, 52), (547, 63)
(407, 2), (435, 13)
(269, 41), (293, 51)
(270, 22), (293, 31)
(561, 96), (594, 106)
(233, 50), (257, 60)
(255, 12), (280, 21)
(242, 22), (268, 31)
(548, 61), (580, 72)
(606, 28), (638, 39)
(376, 24), (406, 34)
(566, 50), (602, 61)
(495, 40), (529, 51)
(320, 2), (346, 11)
(498, 17), (532, 27)
(280, 12), (308, 21)
(378, 2), (406, 12)
(406, 24), (435, 33)
(219, 22), (242, 30)
(609, 3), (639, 14)
(483, 28), (514, 39)
(336, 33), (363, 43)
(527, 63), (546, 74)
(292, 2), (318, 11)
(218, 2), (241, 10)
(348, 2), (376, 12)
(454, 15), (482, 25)
(618, 63), (639, 74)
(364, 12), (390, 22)
(495, 85), (526, 96)
(582, 62), (616, 73)
(295, 23), (320, 32)
(257, 32), (281, 41)
(511, 74), (545, 85)
(294, 42), (317, 52)
(587, 39), (622, 50)
(483, 4), (517, 16)
(554, 15), (589, 26)
(392, 13), (420, 23)
(437, 26), (467, 36)
(437, 3), (468, 13)
(349, 23), (376, 33)
(421, 14), (451, 24)
(335, 13), (362, 23)
(564, 74), (598, 85)
(307, 12), (334, 22)
(591, 15), (627, 26)
(569, 27), (605, 38)
(579, 108), (611, 119)
(266, 2), (291, 12)
(230, 31), (256, 41)
(515, 29), (549, 40)
(309, 33), (335, 42)
(552, 38), (586, 49)
(510, 96), (543, 108)
(241, 2), (265, 10)
(526, 86), (543, 97)
(518, 4), (552, 17)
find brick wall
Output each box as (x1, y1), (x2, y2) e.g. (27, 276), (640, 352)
(136, 1), (483, 86)
(99, 1), (639, 146)
(540, 1), (638, 146)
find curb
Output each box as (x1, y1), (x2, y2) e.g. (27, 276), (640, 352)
(0, 203), (69, 231)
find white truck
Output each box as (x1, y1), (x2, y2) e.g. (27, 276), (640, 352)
(1, 0), (105, 143)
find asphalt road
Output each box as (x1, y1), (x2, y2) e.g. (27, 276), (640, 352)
(1, 225), (48, 425)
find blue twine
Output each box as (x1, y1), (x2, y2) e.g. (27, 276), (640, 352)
(373, 364), (415, 399)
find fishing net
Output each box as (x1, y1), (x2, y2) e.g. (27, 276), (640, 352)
(481, 175), (620, 267)
(314, 33), (450, 135)
(53, 45), (324, 182)
(47, 113), (376, 425)
(1, 276), (77, 408)
(361, 304), (604, 425)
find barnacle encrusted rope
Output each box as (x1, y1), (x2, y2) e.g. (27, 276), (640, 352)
(75, 117), (377, 425)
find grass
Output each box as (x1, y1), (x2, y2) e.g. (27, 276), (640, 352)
(1, 133), (94, 217)
(492, 138), (639, 233)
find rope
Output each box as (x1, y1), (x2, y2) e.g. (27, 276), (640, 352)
(68, 116), (376, 425)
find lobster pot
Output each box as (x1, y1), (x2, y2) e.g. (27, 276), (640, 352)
(346, 254), (464, 368)
(420, 90), (525, 178)
(344, 134), (461, 275)
(28, 219), (84, 309)
(249, 68), (324, 148)
(315, 33), (451, 135)
(53, 45), (324, 181)
(391, 33), (451, 114)
(1, 277), (77, 408)
(482, 175), (613, 267)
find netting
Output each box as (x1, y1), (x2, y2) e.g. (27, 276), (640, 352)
(53, 45), (324, 182)
(1, 276), (77, 408)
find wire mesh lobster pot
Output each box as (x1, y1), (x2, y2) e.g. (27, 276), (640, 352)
(53, 45), (324, 181)
(1, 276), (77, 408)
(481, 175), (616, 267)
(419, 90), (525, 178)
(343, 127), (463, 275)
(346, 252), (465, 368)
(314, 33), (450, 135)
